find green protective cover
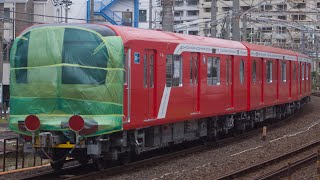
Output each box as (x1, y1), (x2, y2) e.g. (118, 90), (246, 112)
(9, 26), (124, 137)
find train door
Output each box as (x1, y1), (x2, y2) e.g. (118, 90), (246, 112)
(226, 55), (233, 108)
(299, 62), (302, 96)
(190, 52), (199, 113)
(303, 62), (306, 95)
(276, 59), (279, 100)
(261, 58), (264, 104)
(251, 58), (262, 108)
(144, 49), (156, 120)
(293, 62), (298, 98)
(123, 47), (130, 123)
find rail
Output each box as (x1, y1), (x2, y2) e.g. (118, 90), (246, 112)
(256, 152), (318, 180)
(216, 139), (320, 179)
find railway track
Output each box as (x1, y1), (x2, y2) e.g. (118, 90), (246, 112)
(216, 139), (320, 179)
(20, 111), (304, 180)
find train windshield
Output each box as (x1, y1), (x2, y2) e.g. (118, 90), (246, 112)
(13, 28), (108, 85)
(62, 28), (108, 85)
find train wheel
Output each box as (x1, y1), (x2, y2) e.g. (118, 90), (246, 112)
(119, 152), (132, 165)
(78, 156), (90, 166)
(50, 161), (64, 170)
(93, 157), (106, 170)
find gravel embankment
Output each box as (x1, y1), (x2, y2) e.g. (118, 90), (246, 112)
(105, 96), (320, 180)
(288, 162), (318, 179)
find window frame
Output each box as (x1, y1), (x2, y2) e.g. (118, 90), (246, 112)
(207, 56), (220, 86)
(281, 61), (286, 82)
(139, 10), (147, 22)
(166, 54), (182, 87)
(240, 59), (245, 84)
(306, 63), (309, 80)
(252, 60), (257, 83)
(293, 63), (297, 80)
(143, 54), (147, 88)
(301, 63), (305, 80)
(266, 60), (273, 83)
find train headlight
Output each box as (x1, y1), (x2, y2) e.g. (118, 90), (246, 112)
(68, 115), (85, 132)
(25, 115), (40, 131)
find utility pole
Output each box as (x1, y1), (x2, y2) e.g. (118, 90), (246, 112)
(65, 1), (68, 23)
(90, 0), (94, 23)
(204, 22), (208, 37)
(232, 0), (240, 41)
(62, 0), (72, 23)
(316, 35), (319, 89)
(0, 3), (3, 106)
(301, 31), (305, 54)
(149, 0), (152, 29)
(242, 14), (247, 42)
(210, 0), (217, 38)
(225, 14), (230, 40)
(162, 0), (173, 31)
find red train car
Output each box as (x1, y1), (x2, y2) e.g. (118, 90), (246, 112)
(10, 24), (311, 169)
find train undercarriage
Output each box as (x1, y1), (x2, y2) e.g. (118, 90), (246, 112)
(23, 96), (310, 170)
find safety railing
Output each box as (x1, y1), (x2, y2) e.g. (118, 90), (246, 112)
(1, 137), (45, 172)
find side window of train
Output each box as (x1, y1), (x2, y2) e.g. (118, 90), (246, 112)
(281, 61), (286, 82)
(240, 59), (244, 84)
(306, 64), (309, 80)
(144, 54), (147, 87)
(123, 51), (128, 85)
(207, 57), (220, 85)
(166, 54), (182, 87)
(252, 60), (256, 83)
(293, 64), (297, 80)
(14, 32), (30, 83)
(266, 60), (272, 83)
(302, 63), (305, 80)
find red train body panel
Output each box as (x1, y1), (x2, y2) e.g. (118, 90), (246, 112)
(106, 25), (311, 132)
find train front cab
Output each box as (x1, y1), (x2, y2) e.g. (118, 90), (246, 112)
(9, 24), (125, 169)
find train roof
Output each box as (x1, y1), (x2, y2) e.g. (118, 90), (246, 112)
(22, 24), (311, 62)
(107, 25), (247, 50)
(241, 42), (296, 56)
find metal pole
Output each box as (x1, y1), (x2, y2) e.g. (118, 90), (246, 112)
(162, 0), (173, 31)
(90, 0), (94, 23)
(232, 0), (240, 41)
(0, 3), (3, 109)
(149, 0), (152, 29)
(33, 153), (36, 166)
(204, 22), (208, 37)
(15, 138), (18, 169)
(3, 139), (6, 172)
(22, 151), (25, 168)
(301, 31), (305, 54)
(65, 0), (68, 23)
(242, 14), (247, 42)
(225, 14), (230, 40)
(316, 35), (319, 89)
(210, 0), (217, 38)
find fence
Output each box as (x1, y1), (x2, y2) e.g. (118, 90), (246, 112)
(0, 137), (46, 172)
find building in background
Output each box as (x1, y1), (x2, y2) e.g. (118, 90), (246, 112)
(175, 0), (320, 55)
(91, 0), (162, 29)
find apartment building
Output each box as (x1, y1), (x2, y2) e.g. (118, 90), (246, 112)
(175, 0), (320, 52)
(173, 0), (200, 34)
